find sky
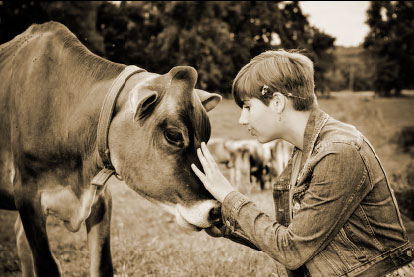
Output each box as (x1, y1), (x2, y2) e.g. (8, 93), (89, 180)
(299, 1), (371, 47)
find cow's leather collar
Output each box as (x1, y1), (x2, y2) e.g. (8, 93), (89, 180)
(91, 65), (146, 187)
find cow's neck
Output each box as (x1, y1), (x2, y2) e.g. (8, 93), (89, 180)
(60, 69), (148, 185)
(39, 77), (120, 232)
(39, 68), (150, 232)
(67, 78), (118, 181)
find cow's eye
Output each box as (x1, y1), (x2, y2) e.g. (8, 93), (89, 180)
(164, 130), (184, 147)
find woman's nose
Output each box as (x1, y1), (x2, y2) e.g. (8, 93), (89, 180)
(238, 109), (249, 125)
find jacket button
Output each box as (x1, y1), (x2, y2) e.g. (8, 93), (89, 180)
(407, 249), (412, 257)
(226, 220), (231, 227)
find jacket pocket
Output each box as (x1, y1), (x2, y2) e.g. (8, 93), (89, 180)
(308, 246), (345, 276)
(339, 226), (369, 263)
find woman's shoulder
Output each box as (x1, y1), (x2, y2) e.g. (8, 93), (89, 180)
(317, 116), (364, 149)
(310, 118), (365, 165)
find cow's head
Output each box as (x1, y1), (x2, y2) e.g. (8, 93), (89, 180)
(108, 66), (222, 231)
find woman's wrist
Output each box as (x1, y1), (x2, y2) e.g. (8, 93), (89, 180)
(219, 189), (237, 203)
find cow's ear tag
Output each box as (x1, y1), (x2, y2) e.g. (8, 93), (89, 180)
(129, 85), (158, 122)
(195, 89), (222, 112)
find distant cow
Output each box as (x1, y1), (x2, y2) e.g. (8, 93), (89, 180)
(269, 139), (294, 181)
(209, 139), (293, 192)
(213, 139), (265, 192)
(207, 138), (231, 167)
(224, 139), (254, 193)
(0, 22), (222, 276)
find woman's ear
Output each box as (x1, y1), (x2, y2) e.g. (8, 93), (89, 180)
(271, 92), (286, 113)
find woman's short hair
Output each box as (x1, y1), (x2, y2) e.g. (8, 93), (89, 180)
(232, 49), (315, 111)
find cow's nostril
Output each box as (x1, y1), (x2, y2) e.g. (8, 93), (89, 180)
(208, 204), (222, 222)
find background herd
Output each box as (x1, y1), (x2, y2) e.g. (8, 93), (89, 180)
(208, 138), (293, 193)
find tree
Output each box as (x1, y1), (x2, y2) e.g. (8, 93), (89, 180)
(364, 1), (414, 96)
(328, 46), (374, 92)
(100, 1), (246, 93)
(0, 1), (49, 43)
(309, 28), (336, 96)
(247, 1), (335, 96)
(97, 1), (129, 63)
(0, 1), (105, 56)
(1, 1), (337, 97)
(43, 1), (105, 56)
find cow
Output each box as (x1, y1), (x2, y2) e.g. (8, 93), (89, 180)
(223, 139), (253, 193)
(206, 138), (231, 167)
(0, 21), (223, 277)
(269, 139), (294, 180)
(208, 139), (293, 192)
(210, 139), (264, 193)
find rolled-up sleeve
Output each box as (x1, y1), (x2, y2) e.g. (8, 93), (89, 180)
(221, 143), (369, 269)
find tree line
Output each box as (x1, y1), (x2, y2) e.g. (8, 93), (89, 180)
(1, 1), (413, 97)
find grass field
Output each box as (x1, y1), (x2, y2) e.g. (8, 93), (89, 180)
(1, 93), (414, 276)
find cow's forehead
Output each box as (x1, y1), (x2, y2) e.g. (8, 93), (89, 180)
(179, 92), (211, 143)
(163, 88), (211, 143)
(132, 74), (166, 94)
(133, 71), (211, 143)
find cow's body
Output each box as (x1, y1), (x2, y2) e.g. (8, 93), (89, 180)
(0, 22), (222, 276)
(207, 138), (232, 167)
(209, 139), (293, 191)
(269, 139), (294, 179)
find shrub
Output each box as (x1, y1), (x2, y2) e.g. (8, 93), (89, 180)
(393, 158), (414, 220)
(394, 188), (414, 220)
(396, 126), (414, 154)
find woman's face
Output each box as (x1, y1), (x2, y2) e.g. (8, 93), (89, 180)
(238, 97), (279, 143)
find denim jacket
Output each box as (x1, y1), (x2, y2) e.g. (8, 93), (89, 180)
(221, 107), (414, 276)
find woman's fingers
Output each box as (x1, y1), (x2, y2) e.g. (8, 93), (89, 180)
(193, 142), (235, 203)
(201, 142), (214, 163)
(197, 144), (217, 175)
(197, 148), (209, 170)
(201, 142), (219, 170)
(191, 164), (207, 182)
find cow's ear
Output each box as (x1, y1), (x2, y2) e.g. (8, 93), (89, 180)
(195, 89), (222, 112)
(129, 86), (158, 122)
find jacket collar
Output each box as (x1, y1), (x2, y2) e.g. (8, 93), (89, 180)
(298, 106), (330, 169)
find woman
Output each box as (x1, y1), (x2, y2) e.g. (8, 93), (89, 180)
(191, 49), (414, 276)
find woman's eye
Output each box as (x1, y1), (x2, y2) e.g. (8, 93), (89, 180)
(165, 130), (184, 147)
(242, 105), (250, 110)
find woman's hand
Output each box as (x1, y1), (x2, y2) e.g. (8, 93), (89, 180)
(191, 142), (236, 203)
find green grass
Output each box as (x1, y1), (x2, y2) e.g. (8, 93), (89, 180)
(1, 94), (413, 276)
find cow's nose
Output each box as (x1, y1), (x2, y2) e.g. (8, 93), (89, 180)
(168, 66), (198, 88)
(208, 202), (222, 224)
(176, 200), (220, 228)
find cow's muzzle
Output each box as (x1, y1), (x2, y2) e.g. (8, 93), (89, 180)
(176, 200), (221, 230)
